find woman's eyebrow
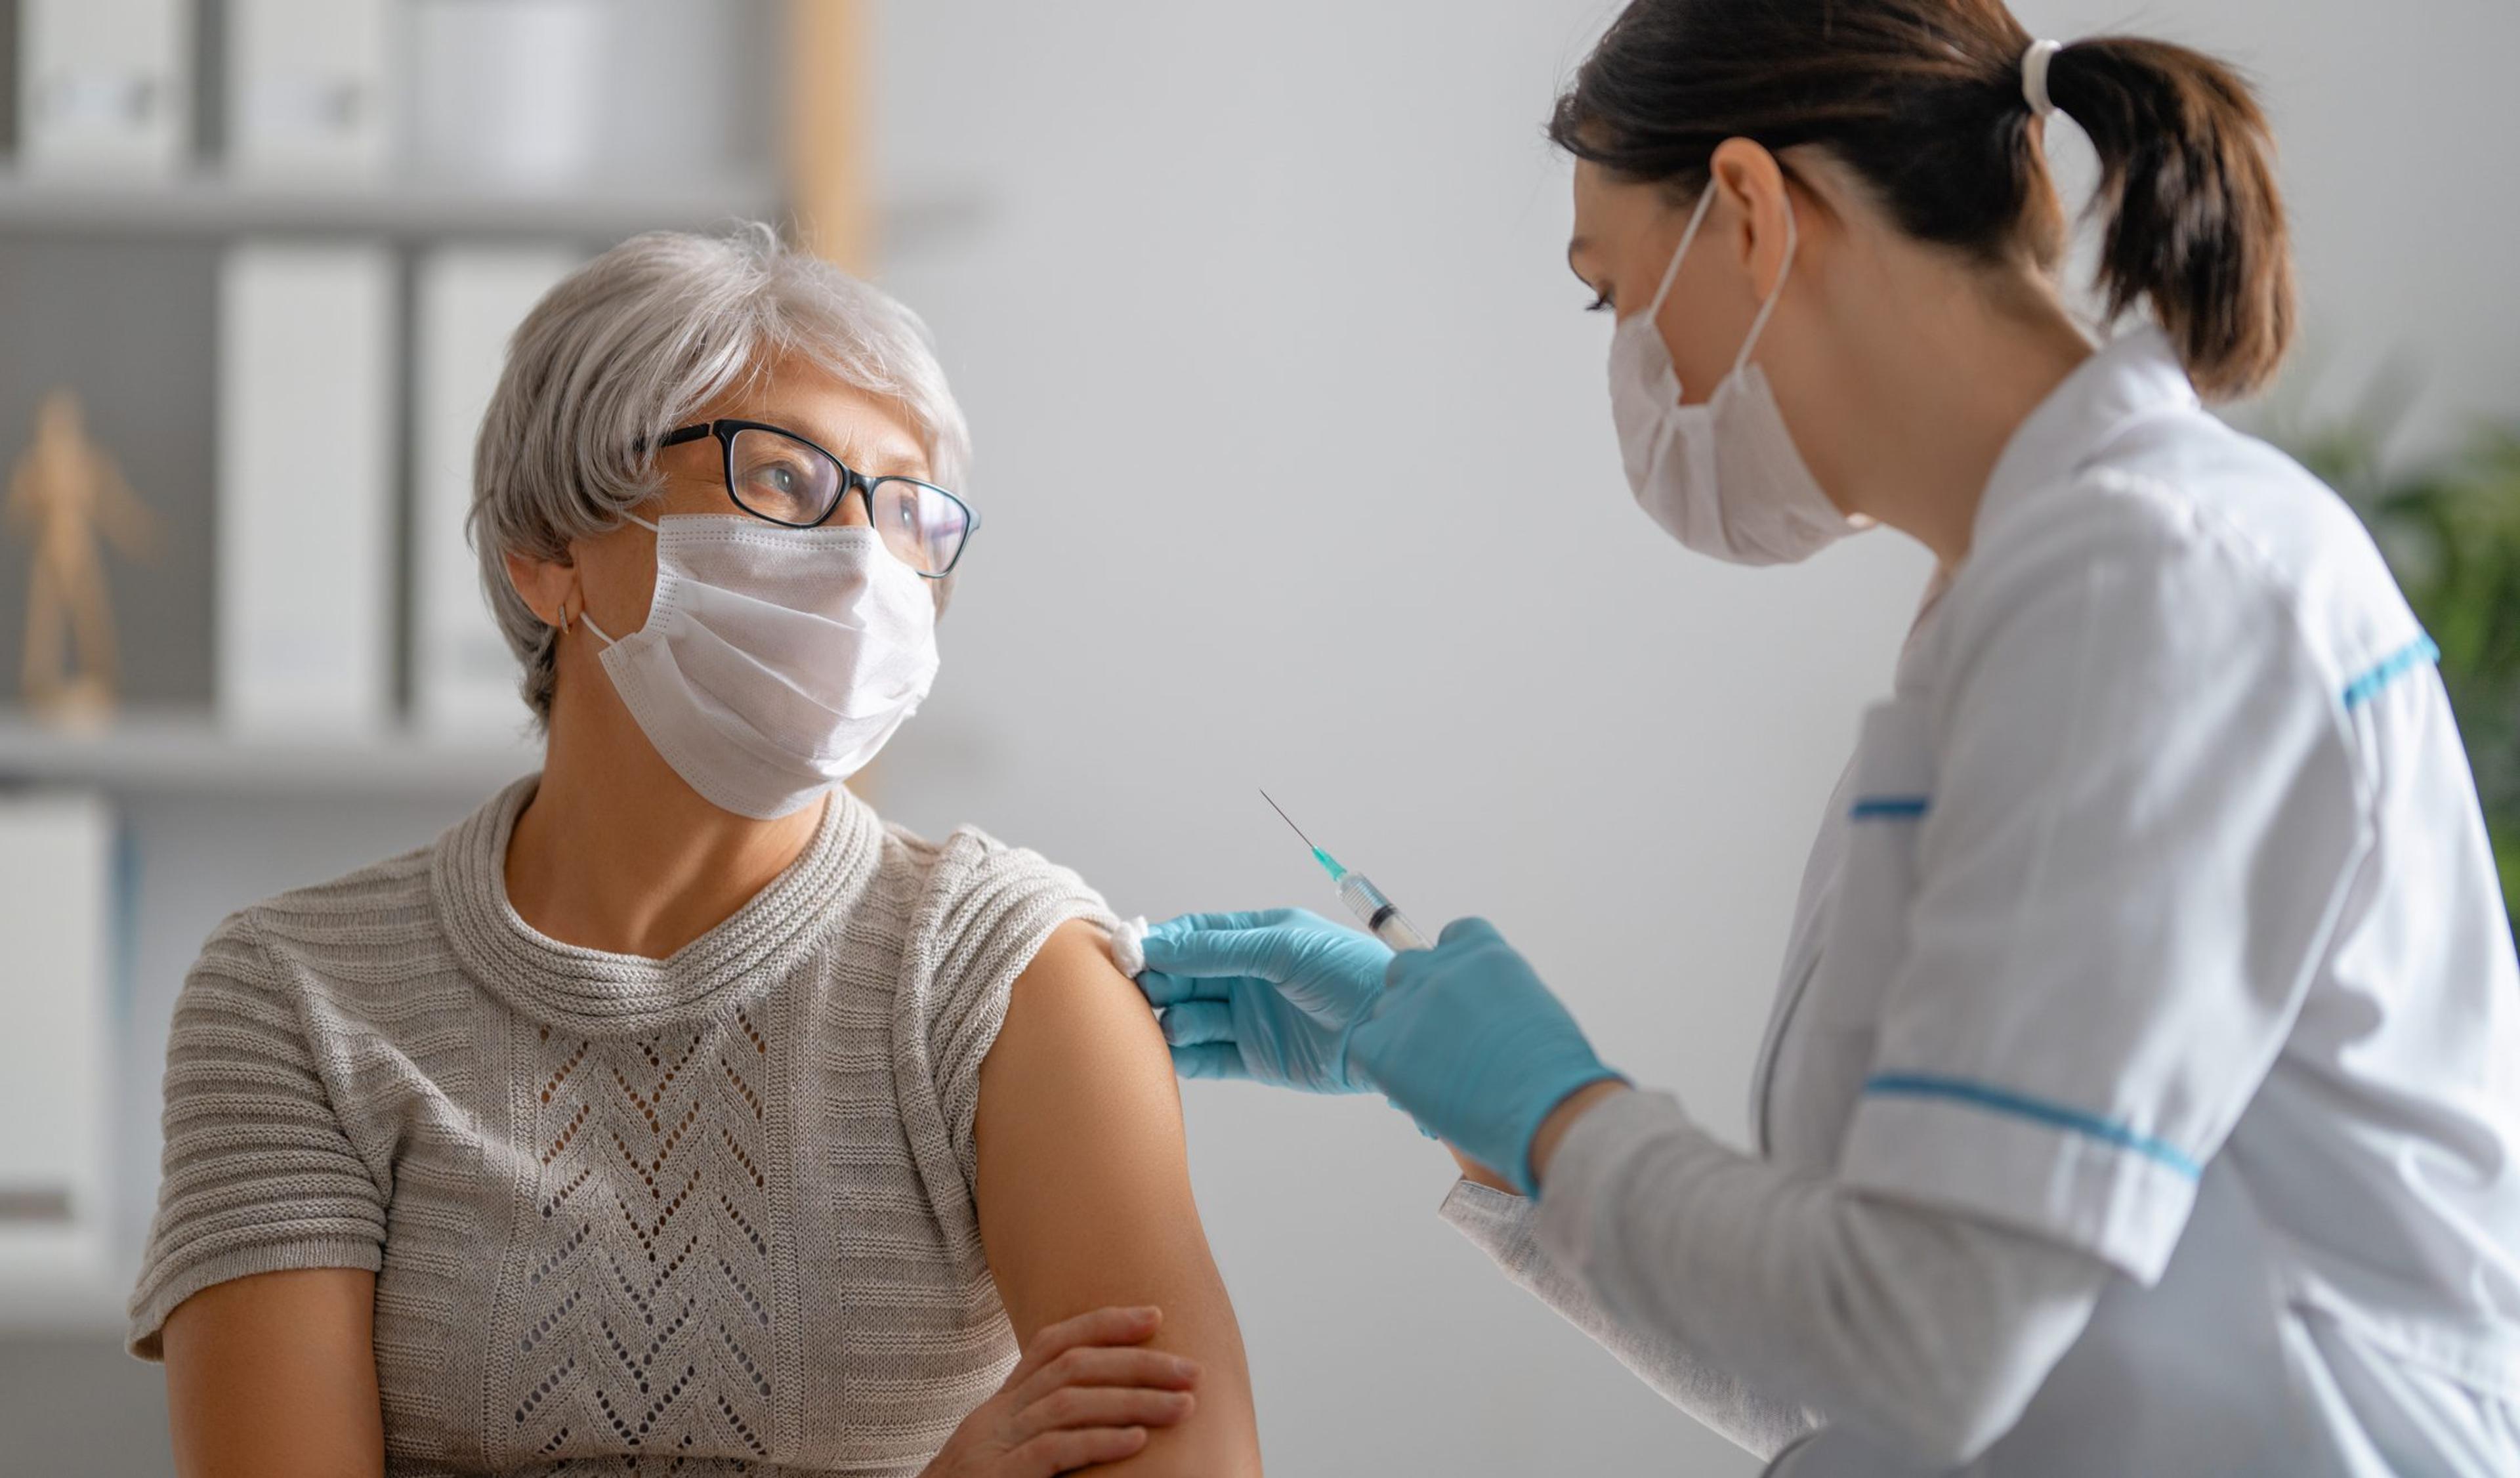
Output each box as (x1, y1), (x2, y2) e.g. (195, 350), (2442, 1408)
(766, 416), (927, 478)
(828, 433), (932, 480)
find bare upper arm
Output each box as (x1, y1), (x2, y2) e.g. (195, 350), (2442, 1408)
(160, 1267), (385, 1478)
(975, 919), (1263, 1476)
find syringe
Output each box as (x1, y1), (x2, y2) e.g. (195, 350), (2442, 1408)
(1261, 790), (1433, 952)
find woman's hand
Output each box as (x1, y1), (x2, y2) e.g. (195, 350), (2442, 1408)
(1351, 918), (1623, 1196)
(922, 1305), (1202, 1478)
(1135, 908), (1391, 1091)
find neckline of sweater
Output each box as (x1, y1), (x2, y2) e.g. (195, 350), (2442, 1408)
(431, 773), (879, 1036)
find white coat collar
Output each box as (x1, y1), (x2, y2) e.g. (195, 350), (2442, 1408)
(1887, 329), (2197, 699)
(1971, 325), (2202, 545)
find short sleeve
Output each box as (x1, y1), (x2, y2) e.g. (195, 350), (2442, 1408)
(896, 832), (1120, 1194)
(1836, 485), (2368, 1283)
(127, 911), (387, 1358)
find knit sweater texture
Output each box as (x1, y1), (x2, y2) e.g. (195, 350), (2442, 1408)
(127, 775), (1118, 1475)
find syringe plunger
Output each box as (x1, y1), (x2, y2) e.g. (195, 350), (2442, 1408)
(1337, 870), (1432, 952)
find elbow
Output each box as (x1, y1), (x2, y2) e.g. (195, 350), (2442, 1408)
(1849, 1298), (2065, 1468)
(1831, 1280), (2066, 1466)
(1872, 1373), (2037, 1469)
(1820, 1200), (2105, 1468)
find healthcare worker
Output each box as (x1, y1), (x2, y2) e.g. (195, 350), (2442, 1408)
(1133, 1), (2520, 1473)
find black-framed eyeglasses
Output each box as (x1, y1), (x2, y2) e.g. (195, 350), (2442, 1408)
(655, 418), (978, 577)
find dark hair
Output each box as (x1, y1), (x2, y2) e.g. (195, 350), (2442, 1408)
(1549, 0), (2294, 400)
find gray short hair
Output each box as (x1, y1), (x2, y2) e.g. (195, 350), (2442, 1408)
(470, 223), (972, 723)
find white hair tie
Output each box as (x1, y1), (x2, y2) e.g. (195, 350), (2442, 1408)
(2021, 39), (2064, 119)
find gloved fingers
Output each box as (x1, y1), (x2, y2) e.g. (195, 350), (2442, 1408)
(1156, 1000), (1238, 1047)
(1144, 908), (1326, 956)
(1169, 1043), (1250, 1080)
(1387, 916), (1506, 990)
(1139, 925), (1311, 982)
(1271, 952), (1387, 1024)
(1343, 1007), (1395, 1090)
(1134, 969), (1237, 1008)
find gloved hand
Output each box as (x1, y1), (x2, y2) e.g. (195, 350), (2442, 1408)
(1349, 917), (1624, 1196)
(1135, 908), (1390, 1093)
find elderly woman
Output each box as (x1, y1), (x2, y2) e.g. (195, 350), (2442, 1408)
(125, 228), (1261, 1478)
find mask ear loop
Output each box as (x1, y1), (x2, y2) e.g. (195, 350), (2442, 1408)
(1728, 190), (1799, 381)
(1641, 184), (1721, 324)
(574, 507), (662, 649)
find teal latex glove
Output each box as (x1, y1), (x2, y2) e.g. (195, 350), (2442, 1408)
(1135, 908), (1389, 1093)
(1349, 917), (1624, 1195)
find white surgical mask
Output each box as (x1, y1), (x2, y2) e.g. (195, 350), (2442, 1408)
(1607, 188), (1862, 565)
(580, 514), (940, 820)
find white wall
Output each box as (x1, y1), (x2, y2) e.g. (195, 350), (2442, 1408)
(870, 1), (2520, 1473)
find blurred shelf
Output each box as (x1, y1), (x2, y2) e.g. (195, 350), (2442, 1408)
(0, 712), (539, 795)
(0, 170), (788, 242)
(0, 1277), (127, 1339)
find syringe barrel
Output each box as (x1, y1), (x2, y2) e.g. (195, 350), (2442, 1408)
(1337, 871), (1433, 952)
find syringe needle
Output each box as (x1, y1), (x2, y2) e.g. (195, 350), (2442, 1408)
(1259, 789), (1316, 851)
(1260, 789), (1347, 881)
(1259, 789), (1424, 948)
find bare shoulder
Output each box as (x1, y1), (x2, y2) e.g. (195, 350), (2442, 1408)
(973, 921), (1263, 1475)
(992, 919), (1175, 1091)
(162, 1267), (385, 1478)
(975, 919), (1191, 1259)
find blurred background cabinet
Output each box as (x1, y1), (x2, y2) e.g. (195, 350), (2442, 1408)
(0, 6), (873, 1468)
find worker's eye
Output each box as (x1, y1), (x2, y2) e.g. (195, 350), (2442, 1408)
(1584, 289), (1613, 314)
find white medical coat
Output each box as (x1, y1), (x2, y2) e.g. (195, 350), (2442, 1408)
(1440, 328), (2520, 1474)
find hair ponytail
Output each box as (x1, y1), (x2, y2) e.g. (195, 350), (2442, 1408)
(1551, 1), (2298, 402)
(2044, 38), (2293, 398)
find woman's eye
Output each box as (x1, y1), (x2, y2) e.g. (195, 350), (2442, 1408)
(1584, 290), (1614, 314)
(747, 463), (804, 497)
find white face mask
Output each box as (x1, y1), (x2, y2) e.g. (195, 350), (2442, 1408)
(1607, 187), (1862, 566)
(580, 514), (940, 820)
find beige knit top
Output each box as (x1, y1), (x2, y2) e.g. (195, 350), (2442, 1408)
(128, 775), (1118, 1477)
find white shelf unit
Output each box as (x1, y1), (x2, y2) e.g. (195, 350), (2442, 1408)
(0, 713), (540, 794)
(0, 0), (884, 1358)
(0, 170), (788, 242)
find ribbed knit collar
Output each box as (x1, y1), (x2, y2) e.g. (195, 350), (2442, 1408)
(432, 774), (878, 1037)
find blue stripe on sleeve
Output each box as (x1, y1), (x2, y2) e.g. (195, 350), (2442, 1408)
(1849, 795), (1931, 820)
(2342, 635), (2440, 710)
(1861, 1072), (2203, 1179)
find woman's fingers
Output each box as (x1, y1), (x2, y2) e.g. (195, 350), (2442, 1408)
(1139, 929), (1287, 981)
(1136, 969), (1237, 1007)
(1169, 1042), (1249, 1080)
(1140, 919), (1326, 981)
(1009, 1385), (1196, 1445)
(1145, 908), (1308, 942)
(1157, 1000), (1236, 1047)
(1003, 1342), (1201, 1415)
(1000, 1305), (1161, 1391)
(1011, 1425), (1151, 1478)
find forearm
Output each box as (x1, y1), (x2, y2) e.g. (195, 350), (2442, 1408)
(988, 1231), (1259, 1477)
(1537, 1090), (2109, 1466)
(1438, 1173), (1816, 1459)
